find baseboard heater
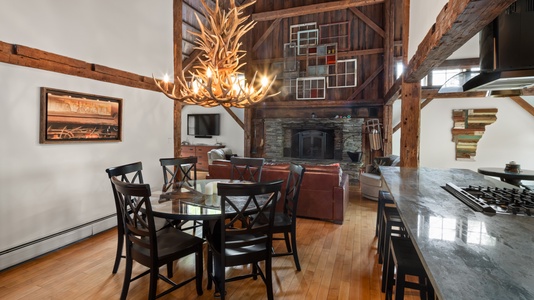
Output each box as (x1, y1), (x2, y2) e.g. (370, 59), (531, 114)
(0, 214), (117, 271)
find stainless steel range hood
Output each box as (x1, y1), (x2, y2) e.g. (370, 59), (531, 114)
(463, 69), (534, 91)
(462, 0), (534, 92)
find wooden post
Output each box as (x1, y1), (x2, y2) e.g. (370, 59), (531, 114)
(399, 0), (420, 167)
(382, 104), (393, 156)
(382, 0), (395, 156)
(400, 81), (421, 167)
(173, 0), (183, 158)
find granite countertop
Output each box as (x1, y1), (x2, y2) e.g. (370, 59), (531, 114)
(380, 166), (534, 300)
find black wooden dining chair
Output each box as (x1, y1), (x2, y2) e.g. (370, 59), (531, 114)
(159, 157), (198, 192)
(230, 156), (265, 182)
(271, 163), (305, 271)
(206, 180), (283, 300)
(159, 157), (202, 232)
(105, 161), (170, 274)
(111, 177), (204, 300)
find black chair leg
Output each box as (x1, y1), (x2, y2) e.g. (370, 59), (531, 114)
(213, 256), (226, 300)
(113, 230), (124, 274)
(395, 270), (406, 300)
(291, 232), (301, 271)
(266, 260), (274, 300)
(120, 257), (132, 300)
(385, 245), (395, 300)
(252, 263), (258, 280)
(167, 262), (173, 278)
(207, 247), (213, 290)
(148, 268), (158, 300)
(195, 249), (203, 296)
(283, 232), (291, 252)
(418, 275), (428, 300)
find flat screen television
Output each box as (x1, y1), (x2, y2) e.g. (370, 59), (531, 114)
(187, 114), (220, 138)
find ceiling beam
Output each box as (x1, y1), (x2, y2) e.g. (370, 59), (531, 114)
(250, 47), (384, 65)
(384, 76), (402, 105)
(349, 7), (385, 38)
(252, 18), (282, 52)
(348, 65), (384, 101)
(404, 0), (516, 83)
(510, 96), (534, 118)
(251, 0), (384, 22)
(0, 41), (158, 91)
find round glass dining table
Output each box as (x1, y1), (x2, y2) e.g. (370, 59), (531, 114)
(149, 179), (263, 221)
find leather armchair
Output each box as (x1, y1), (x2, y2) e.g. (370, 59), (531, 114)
(360, 155), (400, 201)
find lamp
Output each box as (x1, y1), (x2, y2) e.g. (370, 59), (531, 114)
(154, 0), (279, 108)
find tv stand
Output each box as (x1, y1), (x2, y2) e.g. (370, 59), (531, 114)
(180, 144), (225, 171)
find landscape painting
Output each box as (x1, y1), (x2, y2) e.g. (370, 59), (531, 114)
(40, 87), (122, 143)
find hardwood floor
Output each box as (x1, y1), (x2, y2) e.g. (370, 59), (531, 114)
(0, 186), (422, 300)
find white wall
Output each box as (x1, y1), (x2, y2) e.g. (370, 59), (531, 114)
(392, 97), (534, 173)
(0, 0), (174, 254)
(181, 106), (245, 156)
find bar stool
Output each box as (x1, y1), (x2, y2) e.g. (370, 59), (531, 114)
(376, 190), (395, 237)
(385, 236), (434, 300)
(378, 206), (406, 264)
(379, 206), (408, 293)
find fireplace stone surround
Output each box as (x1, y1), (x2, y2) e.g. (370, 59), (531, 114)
(263, 118), (364, 183)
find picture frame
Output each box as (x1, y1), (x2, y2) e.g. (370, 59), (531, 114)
(39, 87), (123, 143)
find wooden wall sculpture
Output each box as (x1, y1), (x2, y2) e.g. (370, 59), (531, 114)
(451, 108), (497, 160)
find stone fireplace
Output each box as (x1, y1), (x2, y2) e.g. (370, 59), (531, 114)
(261, 117), (364, 183)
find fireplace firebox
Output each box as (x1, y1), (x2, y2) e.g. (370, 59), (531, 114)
(291, 129), (334, 159)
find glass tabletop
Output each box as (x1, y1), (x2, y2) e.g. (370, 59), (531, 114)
(150, 179), (261, 221)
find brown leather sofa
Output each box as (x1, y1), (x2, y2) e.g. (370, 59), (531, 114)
(207, 160), (350, 224)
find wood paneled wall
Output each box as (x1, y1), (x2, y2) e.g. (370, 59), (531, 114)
(244, 2), (388, 157)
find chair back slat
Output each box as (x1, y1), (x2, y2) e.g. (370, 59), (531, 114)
(111, 177), (157, 258)
(160, 157), (198, 192)
(283, 164), (306, 219)
(217, 180), (283, 249)
(105, 162), (144, 230)
(230, 157), (265, 182)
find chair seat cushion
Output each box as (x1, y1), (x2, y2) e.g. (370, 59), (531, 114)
(132, 227), (203, 262)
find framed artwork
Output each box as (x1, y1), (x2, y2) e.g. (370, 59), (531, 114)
(39, 87), (122, 143)
(451, 108), (497, 160)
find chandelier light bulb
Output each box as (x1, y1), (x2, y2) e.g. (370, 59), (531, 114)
(261, 76), (268, 87)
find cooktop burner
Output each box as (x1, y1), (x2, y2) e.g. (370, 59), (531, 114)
(443, 183), (534, 216)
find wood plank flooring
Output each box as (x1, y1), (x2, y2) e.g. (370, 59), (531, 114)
(0, 186), (422, 300)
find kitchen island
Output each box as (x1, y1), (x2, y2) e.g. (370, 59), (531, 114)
(380, 166), (534, 300)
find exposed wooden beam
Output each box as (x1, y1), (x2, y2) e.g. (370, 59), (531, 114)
(422, 89), (486, 98)
(182, 49), (202, 73)
(173, 0), (183, 158)
(348, 65), (384, 101)
(383, 0), (395, 95)
(384, 74), (402, 105)
(404, 0), (516, 83)
(437, 57), (479, 69)
(0, 41), (158, 91)
(510, 96), (534, 118)
(349, 7), (385, 38)
(251, 47), (384, 65)
(257, 99), (382, 109)
(252, 18), (282, 52)
(251, 0), (384, 22)
(223, 107), (247, 134)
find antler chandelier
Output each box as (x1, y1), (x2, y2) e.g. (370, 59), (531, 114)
(154, 0), (279, 108)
